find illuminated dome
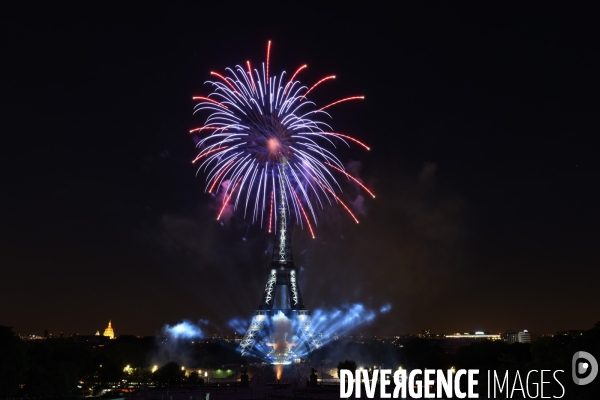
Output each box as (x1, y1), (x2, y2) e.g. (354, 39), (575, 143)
(103, 320), (115, 339)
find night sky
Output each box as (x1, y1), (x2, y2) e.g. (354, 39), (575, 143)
(2, 4), (598, 337)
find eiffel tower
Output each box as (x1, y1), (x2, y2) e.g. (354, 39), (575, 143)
(239, 176), (321, 363)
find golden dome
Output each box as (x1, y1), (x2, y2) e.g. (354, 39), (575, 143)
(103, 320), (115, 339)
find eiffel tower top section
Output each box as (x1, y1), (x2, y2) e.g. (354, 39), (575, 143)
(271, 171), (295, 269)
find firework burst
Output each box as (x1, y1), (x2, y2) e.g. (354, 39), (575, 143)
(192, 41), (373, 236)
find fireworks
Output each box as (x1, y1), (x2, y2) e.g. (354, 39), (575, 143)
(192, 41), (373, 234)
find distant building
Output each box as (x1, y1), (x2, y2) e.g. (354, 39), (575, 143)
(19, 334), (45, 341)
(444, 332), (502, 340)
(505, 329), (530, 344)
(505, 330), (518, 344)
(103, 320), (115, 339)
(442, 331), (502, 354)
(518, 330), (531, 343)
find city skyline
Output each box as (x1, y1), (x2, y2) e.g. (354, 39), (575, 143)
(2, 3), (599, 337)
(10, 318), (588, 341)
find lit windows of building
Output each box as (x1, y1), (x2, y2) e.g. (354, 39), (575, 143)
(444, 332), (502, 340)
(442, 331), (502, 354)
(505, 330), (517, 344)
(505, 329), (530, 344)
(518, 330), (531, 343)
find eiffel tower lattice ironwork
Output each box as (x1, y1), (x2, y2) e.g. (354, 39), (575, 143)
(239, 163), (321, 361)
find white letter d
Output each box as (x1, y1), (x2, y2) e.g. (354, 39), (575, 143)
(340, 369), (354, 398)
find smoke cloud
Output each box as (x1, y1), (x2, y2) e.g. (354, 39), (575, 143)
(150, 319), (210, 368)
(163, 320), (207, 339)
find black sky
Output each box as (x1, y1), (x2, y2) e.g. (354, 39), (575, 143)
(1, 3), (598, 337)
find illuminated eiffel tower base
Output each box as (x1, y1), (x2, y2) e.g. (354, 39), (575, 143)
(239, 188), (321, 364)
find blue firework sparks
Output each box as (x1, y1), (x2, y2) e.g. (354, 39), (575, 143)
(191, 41), (373, 236)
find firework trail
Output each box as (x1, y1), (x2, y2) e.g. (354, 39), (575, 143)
(192, 41), (373, 234)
